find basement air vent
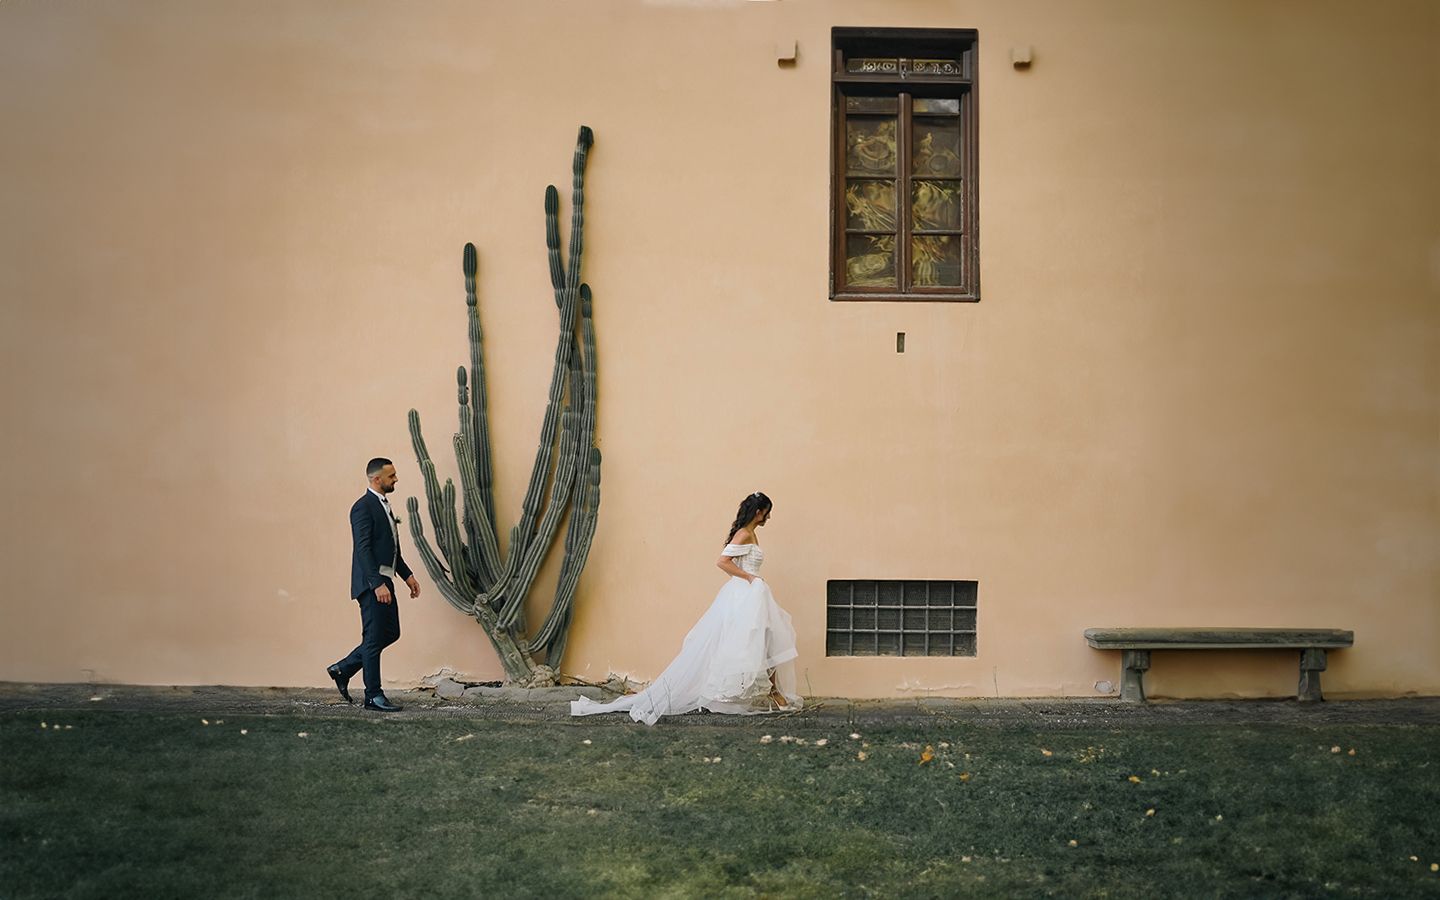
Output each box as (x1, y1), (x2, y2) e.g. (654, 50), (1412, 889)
(826, 580), (978, 657)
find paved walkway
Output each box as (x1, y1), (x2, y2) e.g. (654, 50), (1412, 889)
(2, 681), (1437, 728)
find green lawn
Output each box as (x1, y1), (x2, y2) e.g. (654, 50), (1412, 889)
(3, 710), (1438, 898)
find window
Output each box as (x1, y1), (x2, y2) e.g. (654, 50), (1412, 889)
(826, 580), (979, 657)
(831, 28), (979, 301)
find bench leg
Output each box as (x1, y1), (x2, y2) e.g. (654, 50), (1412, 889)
(1298, 648), (1327, 702)
(1120, 650), (1150, 703)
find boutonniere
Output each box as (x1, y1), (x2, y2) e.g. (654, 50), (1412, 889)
(392, 515), (402, 525)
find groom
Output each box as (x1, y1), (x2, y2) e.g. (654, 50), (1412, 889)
(327, 457), (421, 712)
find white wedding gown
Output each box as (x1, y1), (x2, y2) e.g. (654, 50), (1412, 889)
(571, 542), (802, 725)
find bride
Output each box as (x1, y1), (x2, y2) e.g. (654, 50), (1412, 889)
(571, 491), (802, 725)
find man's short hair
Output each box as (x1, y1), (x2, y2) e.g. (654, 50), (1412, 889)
(366, 457), (393, 478)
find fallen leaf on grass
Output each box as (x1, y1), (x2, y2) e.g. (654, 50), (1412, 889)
(1040, 748), (1053, 757)
(297, 732), (309, 738)
(849, 733), (861, 740)
(1067, 840), (1078, 847)
(815, 739), (829, 747)
(240, 729), (248, 736)
(455, 734), (475, 742)
(919, 745), (935, 765)
(1331, 746), (1341, 753)
(88, 696), (103, 702)
(1128, 775), (1142, 783)
(856, 751), (868, 761)
(759, 735), (774, 744)
(1145, 808), (1156, 817)
(1432, 863), (1439, 873)
(581, 739), (591, 745)
(958, 772), (971, 782)
(1348, 749), (1356, 756)
(201, 719), (210, 726)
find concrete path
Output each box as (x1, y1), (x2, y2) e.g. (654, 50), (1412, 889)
(2, 681), (1437, 729)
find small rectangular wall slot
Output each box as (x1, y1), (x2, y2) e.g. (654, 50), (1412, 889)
(896, 332), (905, 353)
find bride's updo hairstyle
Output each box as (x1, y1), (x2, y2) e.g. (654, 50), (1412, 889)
(726, 492), (773, 544)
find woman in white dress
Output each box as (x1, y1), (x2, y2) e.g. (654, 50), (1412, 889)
(571, 492), (802, 725)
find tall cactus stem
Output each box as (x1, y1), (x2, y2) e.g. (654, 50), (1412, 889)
(463, 244), (498, 540)
(544, 186), (564, 295)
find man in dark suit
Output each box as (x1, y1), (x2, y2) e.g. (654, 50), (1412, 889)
(327, 457), (421, 712)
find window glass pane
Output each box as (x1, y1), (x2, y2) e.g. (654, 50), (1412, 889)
(846, 118), (897, 175)
(912, 235), (963, 287)
(846, 234), (896, 288)
(903, 632), (927, 655)
(911, 180), (962, 231)
(912, 98), (960, 115)
(913, 118), (962, 177)
(844, 180), (896, 231)
(847, 57), (899, 75)
(846, 96), (898, 113)
(909, 58), (964, 77)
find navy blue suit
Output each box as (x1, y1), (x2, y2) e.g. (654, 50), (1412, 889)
(334, 491), (414, 701)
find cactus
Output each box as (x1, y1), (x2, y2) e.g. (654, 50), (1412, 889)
(405, 126), (602, 684)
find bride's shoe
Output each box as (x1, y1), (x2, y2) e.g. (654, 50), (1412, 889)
(766, 688), (792, 712)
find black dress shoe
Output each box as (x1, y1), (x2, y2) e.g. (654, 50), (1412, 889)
(326, 664), (353, 704)
(363, 695), (402, 712)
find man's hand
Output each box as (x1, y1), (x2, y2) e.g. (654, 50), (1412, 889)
(375, 583), (393, 604)
(406, 575), (421, 599)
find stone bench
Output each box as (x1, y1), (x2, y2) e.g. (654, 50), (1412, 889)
(1083, 628), (1354, 703)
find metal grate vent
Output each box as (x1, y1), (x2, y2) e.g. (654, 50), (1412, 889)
(826, 580), (978, 657)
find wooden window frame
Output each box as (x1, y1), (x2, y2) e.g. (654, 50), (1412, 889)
(830, 27), (980, 302)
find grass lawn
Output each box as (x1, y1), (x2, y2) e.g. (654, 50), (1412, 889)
(3, 709), (1439, 898)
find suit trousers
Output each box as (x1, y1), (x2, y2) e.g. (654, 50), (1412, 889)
(335, 578), (401, 700)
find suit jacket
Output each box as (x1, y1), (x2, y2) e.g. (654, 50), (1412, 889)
(350, 491), (413, 599)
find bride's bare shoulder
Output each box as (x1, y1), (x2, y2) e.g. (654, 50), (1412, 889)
(730, 528), (755, 545)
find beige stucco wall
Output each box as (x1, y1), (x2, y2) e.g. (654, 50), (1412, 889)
(2, 0), (1436, 699)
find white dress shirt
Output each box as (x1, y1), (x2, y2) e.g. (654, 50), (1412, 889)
(368, 487), (400, 578)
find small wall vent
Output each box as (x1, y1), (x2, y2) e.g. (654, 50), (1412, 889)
(826, 580), (978, 657)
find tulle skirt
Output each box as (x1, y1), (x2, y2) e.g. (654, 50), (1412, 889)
(571, 576), (802, 725)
